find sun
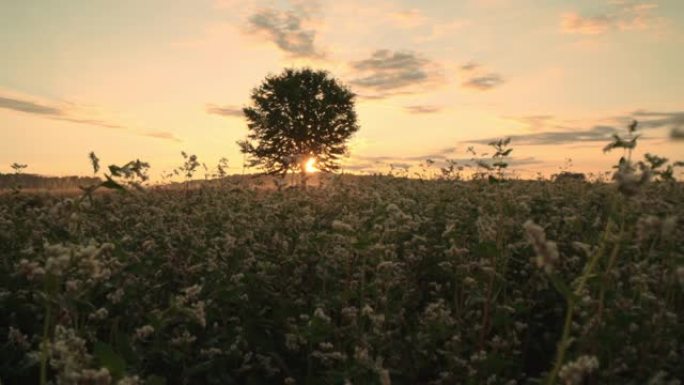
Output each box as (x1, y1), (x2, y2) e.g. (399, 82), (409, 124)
(304, 157), (319, 173)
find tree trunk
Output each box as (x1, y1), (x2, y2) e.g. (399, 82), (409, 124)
(299, 162), (307, 188)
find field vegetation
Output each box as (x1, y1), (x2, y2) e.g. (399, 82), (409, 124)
(1, 123), (683, 385)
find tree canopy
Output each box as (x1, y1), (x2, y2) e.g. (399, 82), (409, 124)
(238, 68), (359, 176)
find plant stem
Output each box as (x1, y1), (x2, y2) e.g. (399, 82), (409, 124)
(544, 213), (614, 385)
(597, 204), (626, 322)
(40, 300), (52, 385)
(545, 297), (575, 385)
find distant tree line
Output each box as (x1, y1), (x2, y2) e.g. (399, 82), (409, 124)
(0, 173), (100, 190)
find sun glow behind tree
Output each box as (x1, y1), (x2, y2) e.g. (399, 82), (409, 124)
(238, 68), (359, 185)
(304, 157), (319, 173)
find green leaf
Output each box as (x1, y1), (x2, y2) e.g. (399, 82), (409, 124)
(94, 342), (126, 379)
(101, 176), (126, 191)
(108, 165), (123, 177)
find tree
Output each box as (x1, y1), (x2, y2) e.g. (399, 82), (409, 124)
(238, 68), (359, 182)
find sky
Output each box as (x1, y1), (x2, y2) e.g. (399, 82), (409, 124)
(1, 0), (683, 179)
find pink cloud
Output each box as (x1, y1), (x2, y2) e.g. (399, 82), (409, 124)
(561, 1), (661, 36)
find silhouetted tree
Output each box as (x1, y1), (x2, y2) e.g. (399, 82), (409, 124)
(552, 171), (586, 182)
(238, 68), (359, 182)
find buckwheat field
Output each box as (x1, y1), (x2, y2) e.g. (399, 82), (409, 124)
(1, 134), (683, 385)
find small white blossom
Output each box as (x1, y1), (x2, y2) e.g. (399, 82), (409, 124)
(558, 355), (599, 385)
(523, 220), (559, 273)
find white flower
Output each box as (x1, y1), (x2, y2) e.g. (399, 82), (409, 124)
(313, 307), (331, 323)
(77, 368), (111, 385)
(16, 259), (45, 280)
(558, 355), (599, 385)
(331, 220), (353, 232)
(107, 288), (125, 304)
(676, 266), (684, 287)
(523, 220), (559, 273)
(89, 307), (109, 321)
(117, 375), (141, 385)
(134, 325), (155, 340)
(171, 330), (196, 346)
(8, 327), (30, 350)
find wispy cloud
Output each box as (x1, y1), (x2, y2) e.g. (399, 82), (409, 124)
(632, 110), (684, 130)
(462, 73), (505, 90)
(459, 61), (505, 91)
(561, 1), (661, 35)
(504, 115), (561, 132)
(460, 62), (480, 72)
(55, 117), (125, 129)
(404, 105), (442, 114)
(345, 151), (540, 172)
(634, 111), (684, 141)
(469, 110), (683, 146)
(672, 127), (684, 140)
(247, 2), (323, 58)
(0, 94), (179, 142)
(144, 131), (181, 141)
(350, 50), (440, 98)
(561, 13), (612, 35)
(469, 125), (617, 145)
(0, 96), (63, 115)
(206, 104), (244, 117)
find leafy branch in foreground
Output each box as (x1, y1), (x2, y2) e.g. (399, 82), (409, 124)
(538, 119), (683, 385)
(604, 120), (682, 195)
(469, 138), (513, 182)
(79, 152), (150, 202)
(11, 162), (28, 174)
(9, 162), (28, 194)
(177, 151), (200, 181)
(639, 153), (683, 182)
(602, 120), (639, 154)
(489, 137), (513, 182)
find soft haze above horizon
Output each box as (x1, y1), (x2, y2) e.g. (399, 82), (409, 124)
(1, 0), (683, 179)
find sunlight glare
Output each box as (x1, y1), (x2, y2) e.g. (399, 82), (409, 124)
(305, 157), (319, 173)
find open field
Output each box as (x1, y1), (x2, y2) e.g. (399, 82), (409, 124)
(3, 1), (684, 384)
(1, 175), (682, 385)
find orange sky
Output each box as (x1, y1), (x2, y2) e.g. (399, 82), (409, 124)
(1, 0), (683, 179)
